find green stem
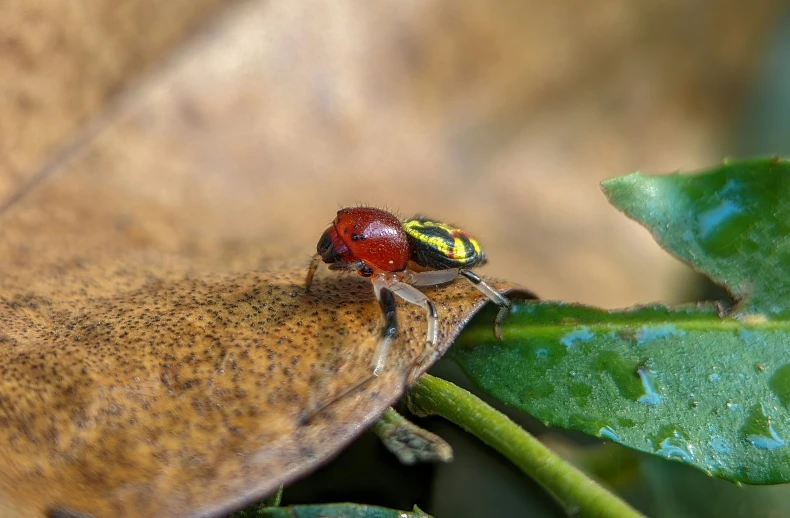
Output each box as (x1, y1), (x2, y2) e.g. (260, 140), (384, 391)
(407, 374), (644, 518)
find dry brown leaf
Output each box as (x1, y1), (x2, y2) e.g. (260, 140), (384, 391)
(0, 255), (520, 517)
(0, 0), (227, 200)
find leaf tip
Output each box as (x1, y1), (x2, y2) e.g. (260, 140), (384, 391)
(600, 171), (643, 204)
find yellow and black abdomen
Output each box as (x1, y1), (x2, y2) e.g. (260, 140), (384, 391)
(402, 217), (486, 270)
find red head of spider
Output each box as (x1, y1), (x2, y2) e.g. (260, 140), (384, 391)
(310, 207), (410, 279)
(305, 206), (510, 383)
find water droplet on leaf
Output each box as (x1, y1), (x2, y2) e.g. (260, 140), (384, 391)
(516, 338), (567, 366)
(598, 426), (620, 442)
(710, 435), (731, 454)
(637, 366), (662, 406)
(741, 404), (786, 450)
(560, 326), (594, 348)
(636, 324), (684, 345)
(696, 199), (750, 257)
(651, 426), (695, 462)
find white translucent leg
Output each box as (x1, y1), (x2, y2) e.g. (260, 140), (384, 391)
(404, 269), (460, 287)
(370, 276), (439, 381)
(458, 270), (512, 340)
(389, 281), (439, 347)
(459, 270), (511, 308)
(381, 281), (438, 383)
(371, 276), (397, 377)
(407, 269), (510, 308)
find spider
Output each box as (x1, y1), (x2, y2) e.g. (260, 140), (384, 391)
(305, 207), (511, 382)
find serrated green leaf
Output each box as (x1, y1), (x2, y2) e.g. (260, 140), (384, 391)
(602, 158), (790, 317)
(450, 159), (790, 484)
(233, 503), (432, 518)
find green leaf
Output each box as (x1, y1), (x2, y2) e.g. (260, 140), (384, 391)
(450, 159), (790, 484)
(602, 158), (790, 317)
(451, 303), (790, 483)
(233, 503), (432, 518)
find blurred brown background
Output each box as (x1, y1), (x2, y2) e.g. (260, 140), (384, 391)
(3, 1), (790, 516)
(4, 0), (785, 307)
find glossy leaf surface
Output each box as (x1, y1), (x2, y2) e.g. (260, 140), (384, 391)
(603, 158), (790, 316)
(451, 159), (790, 484)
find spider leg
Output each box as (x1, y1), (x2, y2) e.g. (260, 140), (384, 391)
(404, 269), (460, 286)
(458, 270), (510, 306)
(388, 281), (438, 350)
(406, 269), (510, 308)
(406, 268), (512, 341)
(371, 277), (399, 376)
(305, 254), (322, 291)
(459, 269), (511, 340)
(373, 279), (437, 384)
(372, 275), (441, 382)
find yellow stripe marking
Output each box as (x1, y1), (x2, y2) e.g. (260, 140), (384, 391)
(402, 219), (481, 262)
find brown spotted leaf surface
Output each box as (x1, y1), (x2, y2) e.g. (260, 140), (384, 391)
(1, 253), (512, 517)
